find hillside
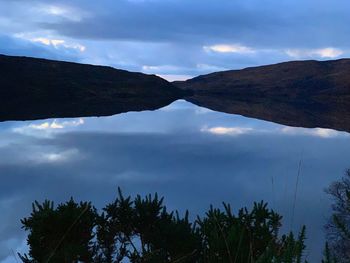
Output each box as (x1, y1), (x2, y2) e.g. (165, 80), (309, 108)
(0, 55), (184, 121)
(176, 59), (350, 132)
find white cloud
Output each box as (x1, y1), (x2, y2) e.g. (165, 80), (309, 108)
(35, 148), (80, 163)
(13, 119), (85, 137)
(201, 126), (253, 136)
(31, 37), (86, 52)
(29, 119), (84, 130)
(280, 127), (345, 138)
(285, 47), (343, 59)
(201, 125), (347, 138)
(28, 121), (63, 130)
(36, 4), (87, 22)
(203, 44), (255, 54)
(14, 33), (86, 52)
(142, 65), (181, 73)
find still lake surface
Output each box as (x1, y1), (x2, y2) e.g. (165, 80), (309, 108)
(1, 99), (350, 262)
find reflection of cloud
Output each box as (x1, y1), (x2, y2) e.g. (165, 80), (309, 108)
(35, 148), (80, 163)
(203, 44), (255, 54)
(158, 74), (193, 81)
(0, 123), (349, 261)
(285, 47), (343, 59)
(13, 119), (84, 137)
(195, 108), (213, 115)
(201, 125), (347, 138)
(201, 126), (253, 136)
(280, 127), (344, 138)
(29, 121), (64, 130)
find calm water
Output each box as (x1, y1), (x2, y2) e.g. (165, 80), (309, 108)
(1, 100), (350, 262)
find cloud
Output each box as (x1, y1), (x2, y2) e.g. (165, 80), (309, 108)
(201, 126), (254, 136)
(0, 100), (350, 261)
(201, 125), (348, 139)
(142, 65), (180, 72)
(0, 126), (348, 261)
(280, 127), (346, 138)
(13, 119), (85, 137)
(15, 34), (86, 52)
(0, 34), (84, 63)
(1, 0), (349, 77)
(35, 148), (81, 163)
(285, 47), (344, 59)
(35, 4), (87, 22)
(27, 0), (350, 50)
(157, 74), (193, 81)
(203, 44), (255, 54)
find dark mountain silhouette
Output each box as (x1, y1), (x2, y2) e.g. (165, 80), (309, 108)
(0, 54), (185, 121)
(175, 59), (350, 132)
(1, 54), (350, 133)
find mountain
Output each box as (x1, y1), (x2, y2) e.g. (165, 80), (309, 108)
(1, 55), (350, 133)
(175, 59), (350, 132)
(0, 54), (185, 121)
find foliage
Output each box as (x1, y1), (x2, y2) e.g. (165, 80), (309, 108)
(19, 188), (308, 263)
(321, 242), (338, 263)
(19, 199), (97, 263)
(94, 188), (200, 262)
(196, 201), (307, 263)
(324, 169), (350, 262)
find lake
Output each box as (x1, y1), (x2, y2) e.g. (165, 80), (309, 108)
(0, 99), (349, 262)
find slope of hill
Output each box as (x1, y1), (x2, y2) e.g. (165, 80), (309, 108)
(0, 54), (185, 121)
(175, 59), (350, 132)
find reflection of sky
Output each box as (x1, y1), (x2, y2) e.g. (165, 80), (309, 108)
(1, 100), (350, 262)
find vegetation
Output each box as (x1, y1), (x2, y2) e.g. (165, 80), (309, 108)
(20, 167), (350, 263)
(19, 188), (308, 263)
(324, 169), (350, 262)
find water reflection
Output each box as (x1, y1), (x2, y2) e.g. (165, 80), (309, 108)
(0, 100), (349, 262)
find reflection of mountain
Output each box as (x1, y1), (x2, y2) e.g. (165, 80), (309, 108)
(176, 59), (350, 132)
(2, 55), (350, 133)
(0, 55), (185, 121)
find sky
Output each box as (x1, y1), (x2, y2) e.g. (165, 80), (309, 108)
(1, 1), (350, 261)
(0, 0), (350, 80)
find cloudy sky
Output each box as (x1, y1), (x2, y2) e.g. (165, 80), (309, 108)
(1, 1), (350, 262)
(0, 0), (350, 80)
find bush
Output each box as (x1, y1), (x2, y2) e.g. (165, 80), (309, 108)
(19, 188), (307, 263)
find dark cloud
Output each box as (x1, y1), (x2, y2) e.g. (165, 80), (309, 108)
(35, 0), (350, 48)
(0, 0), (349, 77)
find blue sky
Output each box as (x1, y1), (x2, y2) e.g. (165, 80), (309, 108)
(0, 0), (349, 80)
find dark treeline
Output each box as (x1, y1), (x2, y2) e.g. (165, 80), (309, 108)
(18, 171), (350, 263)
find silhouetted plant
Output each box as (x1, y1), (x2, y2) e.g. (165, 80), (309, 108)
(325, 169), (350, 262)
(19, 199), (97, 263)
(196, 201), (307, 263)
(94, 188), (200, 262)
(19, 188), (307, 263)
(321, 242), (338, 263)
